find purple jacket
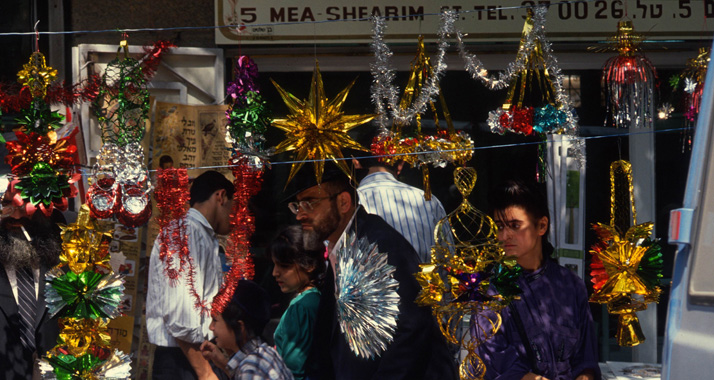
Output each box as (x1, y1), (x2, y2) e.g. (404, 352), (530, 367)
(474, 258), (601, 380)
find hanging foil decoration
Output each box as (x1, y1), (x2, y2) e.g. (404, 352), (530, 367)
(414, 167), (521, 380)
(335, 231), (400, 359)
(2, 49), (80, 217)
(672, 47), (709, 150)
(92, 39), (150, 147)
(588, 160), (663, 347)
(369, 35), (473, 200)
(39, 347), (132, 380)
(271, 63), (375, 186)
(41, 204), (132, 377)
(59, 205), (114, 274)
(601, 21), (657, 129)
(88, 37), (169, 227)
(213, 56), (270, 314)
(486, 7), (581, 182)
(370, 10), (452, 128)
(86, 143), (152, 227)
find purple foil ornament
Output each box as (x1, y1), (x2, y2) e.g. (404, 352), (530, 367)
(226, 56), (260, 105)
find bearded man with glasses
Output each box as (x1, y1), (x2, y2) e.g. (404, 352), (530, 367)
(286, 165), (457, 380)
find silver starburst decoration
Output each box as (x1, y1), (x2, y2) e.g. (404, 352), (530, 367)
(335, 231), (400, 359)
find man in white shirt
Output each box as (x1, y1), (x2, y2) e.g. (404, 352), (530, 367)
(147, 170), (235, 380)
(354, 157), (449, 264)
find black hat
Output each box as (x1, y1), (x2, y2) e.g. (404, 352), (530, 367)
(231, 280), (271, 335)
(283, 161), (352, 202)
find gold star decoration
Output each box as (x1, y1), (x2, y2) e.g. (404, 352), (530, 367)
(589, 222), (655, 303)
(271, 63), (375, 185)
(17, 51), (57, 98)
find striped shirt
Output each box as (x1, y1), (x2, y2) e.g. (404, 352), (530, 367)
(227, 338), (294, 380)
(357, 171), (448, 263)
(147, 208), (223, 346)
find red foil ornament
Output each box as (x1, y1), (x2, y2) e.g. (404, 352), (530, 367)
(86, 177), (118, 220)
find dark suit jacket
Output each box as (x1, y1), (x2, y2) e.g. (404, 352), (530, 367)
(0, 263), (60, 380)
(311, 208), (457, 380)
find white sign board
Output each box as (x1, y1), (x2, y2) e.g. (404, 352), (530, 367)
(216, 0), (714, 44)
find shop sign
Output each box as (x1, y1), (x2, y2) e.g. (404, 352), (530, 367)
(216, 0), (714, 44)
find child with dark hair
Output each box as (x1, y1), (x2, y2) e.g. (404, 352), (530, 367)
(476, 179), (600, 380)
(269, 226), (325, 380)
(201, 280), (293, 380)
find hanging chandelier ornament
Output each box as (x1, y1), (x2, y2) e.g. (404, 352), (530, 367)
(600, 20), (657, 129)
(486, 6), (580, 181)
(271, 63), (375, 186)
(588, 160), (663, 347)
(370, 35), (473, 200)
(414, 167), (521, 380)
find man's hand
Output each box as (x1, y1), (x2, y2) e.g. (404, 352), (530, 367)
(200, 340), (230, 375)
(177, 338), (219, 380)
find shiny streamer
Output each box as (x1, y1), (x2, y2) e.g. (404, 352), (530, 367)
(588, 160), (663, 347)
(484, 7), (581, 178)
(370, 36), (473, 199)
(154, 168), (207, 314)
(370, 10), (453, 129)
(415, 167), (521, 380)
(335, 231), (400, 359)
(211, 158), (262, 314)
(601, 21), (657, 129)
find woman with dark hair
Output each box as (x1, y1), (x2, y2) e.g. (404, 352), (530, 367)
(476, 180), (600, 380)
(269, 225), (325, 380)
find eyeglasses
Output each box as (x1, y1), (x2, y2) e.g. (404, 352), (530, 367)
(288, 194), (336, 215)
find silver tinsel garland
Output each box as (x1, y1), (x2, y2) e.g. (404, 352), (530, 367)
(335, 231), (400, 359)
(370, 10), (455, 131)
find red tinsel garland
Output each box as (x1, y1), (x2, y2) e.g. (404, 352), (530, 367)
(155, 168), (208, 313)
(0, 40), (174, 113)
(211, 156), (263, 314)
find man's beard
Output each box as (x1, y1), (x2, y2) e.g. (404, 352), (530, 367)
(303, 204), (341, 250)
(0, 216), (61, 269)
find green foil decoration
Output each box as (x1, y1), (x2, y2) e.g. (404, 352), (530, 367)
(49, 352), (104, 380)
(490, 260), (523, 301)
(17, 98), (65, 135)
(227, 91), (271, 148)
(45, 268), (125, 319)
(15, 162), (70, 206)
(92, 56), (150, 147)
(638, 238), (664, 290)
